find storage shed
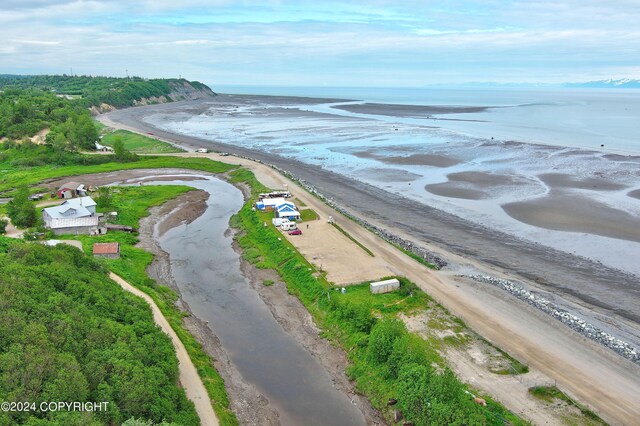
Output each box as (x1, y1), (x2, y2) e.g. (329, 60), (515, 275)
(370, 278), (400, 294)
(93, 242), (120, 258)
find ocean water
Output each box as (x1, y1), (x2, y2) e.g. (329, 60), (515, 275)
(214, 85), (640, 153)
(145, 86), (640, 274)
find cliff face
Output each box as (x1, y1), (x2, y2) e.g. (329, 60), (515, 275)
(91, 80), (216, 114)
(166, 80), (216, 101)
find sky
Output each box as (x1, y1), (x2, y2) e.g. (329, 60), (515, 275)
(1, 0), (639, 87)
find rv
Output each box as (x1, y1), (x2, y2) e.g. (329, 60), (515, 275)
(280, 222), (298, 231)
(272, 218), (291, 227)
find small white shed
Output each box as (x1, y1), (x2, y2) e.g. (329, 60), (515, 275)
(370, 278), (400, 294)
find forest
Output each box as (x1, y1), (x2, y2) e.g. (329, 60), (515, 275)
(0, 75), (213, 109)
(0, 88), (97, 150)
(0, 237), (199, 425)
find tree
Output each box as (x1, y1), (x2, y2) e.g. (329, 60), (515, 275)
(0, 219), (7, 234)
(366, 318), (407, 364)
(96, 186), (113, 208)
(113, 136), (126, 159)
(6, 186), (37, 228)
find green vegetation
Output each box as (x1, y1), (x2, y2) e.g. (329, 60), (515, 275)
(330, 222), (375, 257)
(262, 279), (275, 287)
(529, 386), (605, 424)
(489, 345), (529, 375)
(230, 180), (525, 425)
(393, 243), (439, 270)
(5, 186), (37, 228)
(0, 236), (198, 425)
(101, 130), (183, 154)
(299, 208), (318, 221)
(0, 219), (7, 234)
(61, 185), (238, 425)
(0, 75), (213, 109)
(0, 143), (236, 195)
(0, 88), (97, 150)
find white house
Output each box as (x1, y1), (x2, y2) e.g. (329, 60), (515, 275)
(42, 196), (102, 235)
(275, 201), (301, 221)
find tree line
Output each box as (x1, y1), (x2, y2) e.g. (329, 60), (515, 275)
(0, 75), (213, 109)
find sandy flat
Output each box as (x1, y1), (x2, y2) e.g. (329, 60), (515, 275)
(502, 192), (640, 243)
(354, 167), (422, 182)
(539, 173), (627, 190)
(426, 171), (533, 200)
(628, 189), (640, 200)
(334, 102), (488, 117)
(352, 150), (461, 167)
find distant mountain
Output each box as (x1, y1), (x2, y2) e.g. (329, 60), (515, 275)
(563, 79), (640, 89)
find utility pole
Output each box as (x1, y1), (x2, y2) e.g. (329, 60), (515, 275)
(126, 69), (129, 79)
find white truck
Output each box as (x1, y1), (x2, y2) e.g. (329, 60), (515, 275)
(272, 218), (291, 227)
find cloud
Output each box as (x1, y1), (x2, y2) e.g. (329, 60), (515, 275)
(0, 1), (638, 85)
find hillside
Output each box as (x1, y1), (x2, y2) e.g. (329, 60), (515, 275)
(0, 75), (216, 110)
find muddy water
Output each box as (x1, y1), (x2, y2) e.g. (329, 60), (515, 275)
(142, 176), (365, 426)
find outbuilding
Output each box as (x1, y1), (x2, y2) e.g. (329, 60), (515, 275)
(56, 181), (86, 199)
(370, 278), (400, 294)
(93, 242), (120, 258)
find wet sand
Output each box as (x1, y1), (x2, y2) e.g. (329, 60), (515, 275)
(334, 102), (489, 117)
(502, 192), (640, 243)
(101, 101), (640, 328)
(629, 189), (640, 200)
(538, 173), (627, 191)
(425, 171), (535, 200)
(352, 150), (462, 167)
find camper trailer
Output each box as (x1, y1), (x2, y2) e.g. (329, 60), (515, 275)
(272, 218), (291, 227)
(280, 222), (298, 231)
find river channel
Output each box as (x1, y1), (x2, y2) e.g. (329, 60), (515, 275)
(137, 175), (365, 426)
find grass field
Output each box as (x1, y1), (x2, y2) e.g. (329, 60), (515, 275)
(101, 129), (184, 153)
(0, 156), (237, 194)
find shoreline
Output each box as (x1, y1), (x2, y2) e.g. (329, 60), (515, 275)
(100, 102), (640, 327)
(98, 103), (640, 425)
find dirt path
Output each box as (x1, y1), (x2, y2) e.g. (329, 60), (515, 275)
(108, 272), (219, 426)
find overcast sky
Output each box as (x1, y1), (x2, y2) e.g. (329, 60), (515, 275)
(1, 0), (639, 87)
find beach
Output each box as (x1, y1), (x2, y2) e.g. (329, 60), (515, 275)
(100, 96), (640, 424)
(101, 98), (640, 329)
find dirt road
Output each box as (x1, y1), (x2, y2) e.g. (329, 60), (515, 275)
(108, 272), (219, 426)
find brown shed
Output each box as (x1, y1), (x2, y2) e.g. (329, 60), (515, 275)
(92, 242), (120, 259)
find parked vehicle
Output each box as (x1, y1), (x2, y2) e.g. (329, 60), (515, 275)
(281, 222), (298, 231)
(288, 229), (302, 235)
(195, 148), (208, 153)
(272, 218), (291, 227)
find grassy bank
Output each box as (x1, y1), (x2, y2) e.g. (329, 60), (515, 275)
(101, 129), (184, 154)
(230, 177), (526, 425)
(60, 184), (238, 425)
(0, 151), (236, 194)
